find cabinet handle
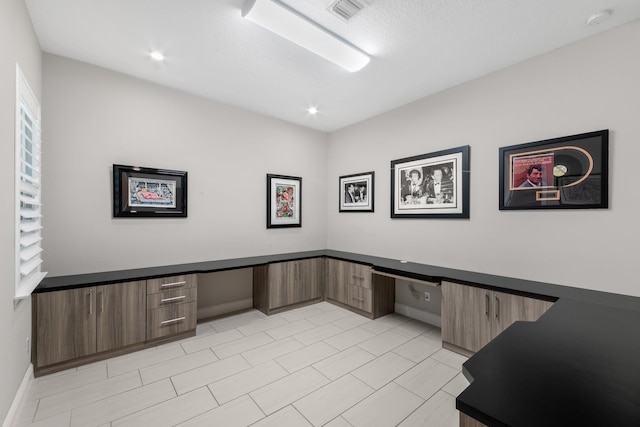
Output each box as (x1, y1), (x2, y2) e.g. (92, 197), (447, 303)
(495, 295), (500, 319)
(89, 288), (93, 315)
(161, 281), (186, 288)
(485, 293), (489, 317)
(161, 295), (186, 303)
(352, 275), (365, 280)
(352, 297), (365, 302)
(99, 290), (104, 313)
(161, 316), (186, 325)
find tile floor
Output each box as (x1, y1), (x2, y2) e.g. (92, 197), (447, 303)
(13, 302), (469, 427)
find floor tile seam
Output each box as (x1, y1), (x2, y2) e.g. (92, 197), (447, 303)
(66, 377), (173, 424)
(106, 348), (189, 378)
(28, 373), (109, 402)
(139, 349), (220, 385)
(392, 379), (436, 403)
(427, 354), (466, 372)
(275, 347), (343, 374)
(240, 338), (307, 367)
(293, 373), (378, 417)
(106, 382), (185, 427)
(171, 356), (256, 395)
(210, 336), (277, 359)
(350, 358), (419, 391)
(34, 375), (143, 421)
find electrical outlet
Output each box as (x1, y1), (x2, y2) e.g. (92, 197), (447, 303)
(424, 291), (430, 302)
(26, 337), (30, 356)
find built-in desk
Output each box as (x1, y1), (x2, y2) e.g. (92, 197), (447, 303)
(458, 298), (640, 426)
(36, 249), (640, 422)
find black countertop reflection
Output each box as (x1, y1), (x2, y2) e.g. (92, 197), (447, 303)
(458, 298), (640, 426)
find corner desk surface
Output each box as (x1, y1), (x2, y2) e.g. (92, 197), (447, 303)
(37, 250), (640, 427)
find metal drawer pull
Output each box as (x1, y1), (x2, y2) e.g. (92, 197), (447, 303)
(485, 293), (490, 317)
(352, 297), (365, 302)
(161, 295), (186, 303)
(352, 275), (365, 280)
(161, 316), (186, 325)
(160, 281), (186, 288)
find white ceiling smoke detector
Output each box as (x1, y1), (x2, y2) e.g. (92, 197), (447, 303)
(587, 10), (612, 26)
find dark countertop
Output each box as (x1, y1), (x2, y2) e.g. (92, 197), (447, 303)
(458, 298), (640, 426)
(38, 249), (640, 425)
(37, 249), (640, 311)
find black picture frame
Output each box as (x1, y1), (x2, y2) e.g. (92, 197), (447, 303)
(339, 171), (375, 212)
(391, 146), (470, 219)
(498, 130), (609, 210)
(112, 164), (187, 218)
(267, 174), (302, 228)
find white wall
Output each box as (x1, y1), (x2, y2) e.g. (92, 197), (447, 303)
(0, 0), (42, 422)
(41, 55), (328, 276)
(327, 20), (640, 298)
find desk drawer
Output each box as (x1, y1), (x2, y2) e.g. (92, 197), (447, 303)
(147, 302), (197, 340)
(346, 263), (372, 289)
(147, 274), (197, 295)
(350, 286), (372, 313)
(147, 288), (197, 310)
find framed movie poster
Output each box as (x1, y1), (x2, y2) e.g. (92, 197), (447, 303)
(339, 171), (374, 212)
(391, 146), (470, 219)
(499, 130), (608, 210)
(267, 174), (302, 228)
(113, 164), (187, 217)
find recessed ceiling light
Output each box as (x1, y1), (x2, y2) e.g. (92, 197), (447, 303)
(587, 10), (612, 26)
(307, 106), (318, 115)
(149, 51), (165, 61)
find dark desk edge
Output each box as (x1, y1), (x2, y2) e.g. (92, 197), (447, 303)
(37, 249), (640, 311)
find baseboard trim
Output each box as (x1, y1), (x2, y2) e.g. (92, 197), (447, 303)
(2, 364), (33, 427)
(394, 303), (442, 327)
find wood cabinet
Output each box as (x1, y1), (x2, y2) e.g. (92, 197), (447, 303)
(34, 280), (146, 369)
(34, 287), (97, 368)
(253, 258), (324, 314)
(325, 259), (394, 319)
(97, 281), (146, 352)
(33, 276), (196, 376)
(146, 275), (197, 340)
(441, 280), (554, 356)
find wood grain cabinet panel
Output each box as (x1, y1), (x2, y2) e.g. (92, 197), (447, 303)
(442, 280), (554, 356)
(34, 287), (97, 367)
(325, 259), (394, 319)
(146, 274), (197, 340)
(253, 258), (324, 314)
(147, 302), (197, 340)
(96, 281), (146, 353)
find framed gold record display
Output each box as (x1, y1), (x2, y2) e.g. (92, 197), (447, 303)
(499, 130), (608, 210)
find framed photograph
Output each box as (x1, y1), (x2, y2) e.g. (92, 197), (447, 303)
(267, 174), (302, 228)
(339, 171), (375, 212)
(499, 130), (608, 210)
(391, 146), (470, 219)
(113, 164), (187, 218)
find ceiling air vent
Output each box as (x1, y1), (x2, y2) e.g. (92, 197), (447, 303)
(328, 0), (371, 21)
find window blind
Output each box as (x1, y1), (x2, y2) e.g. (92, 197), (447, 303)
(15, 65), (46, 299)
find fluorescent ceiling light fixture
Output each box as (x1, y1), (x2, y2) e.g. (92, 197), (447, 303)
(242, 0), (370, 72)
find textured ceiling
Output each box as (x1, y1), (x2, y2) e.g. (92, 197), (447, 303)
(25, 0), (640, 132)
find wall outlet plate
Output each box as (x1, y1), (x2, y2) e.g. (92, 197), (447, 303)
(424, 291), (430, 302)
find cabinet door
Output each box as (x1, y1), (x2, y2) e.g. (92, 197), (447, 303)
(491, 291), (554, 339)
(96, 281), (147, 352)
(35, 287), (97, 367)
(325, 259), (350, 304)
(441, 281), (492, 353)
(298, 258), (324, 301)
(268, 261), (296, 309)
